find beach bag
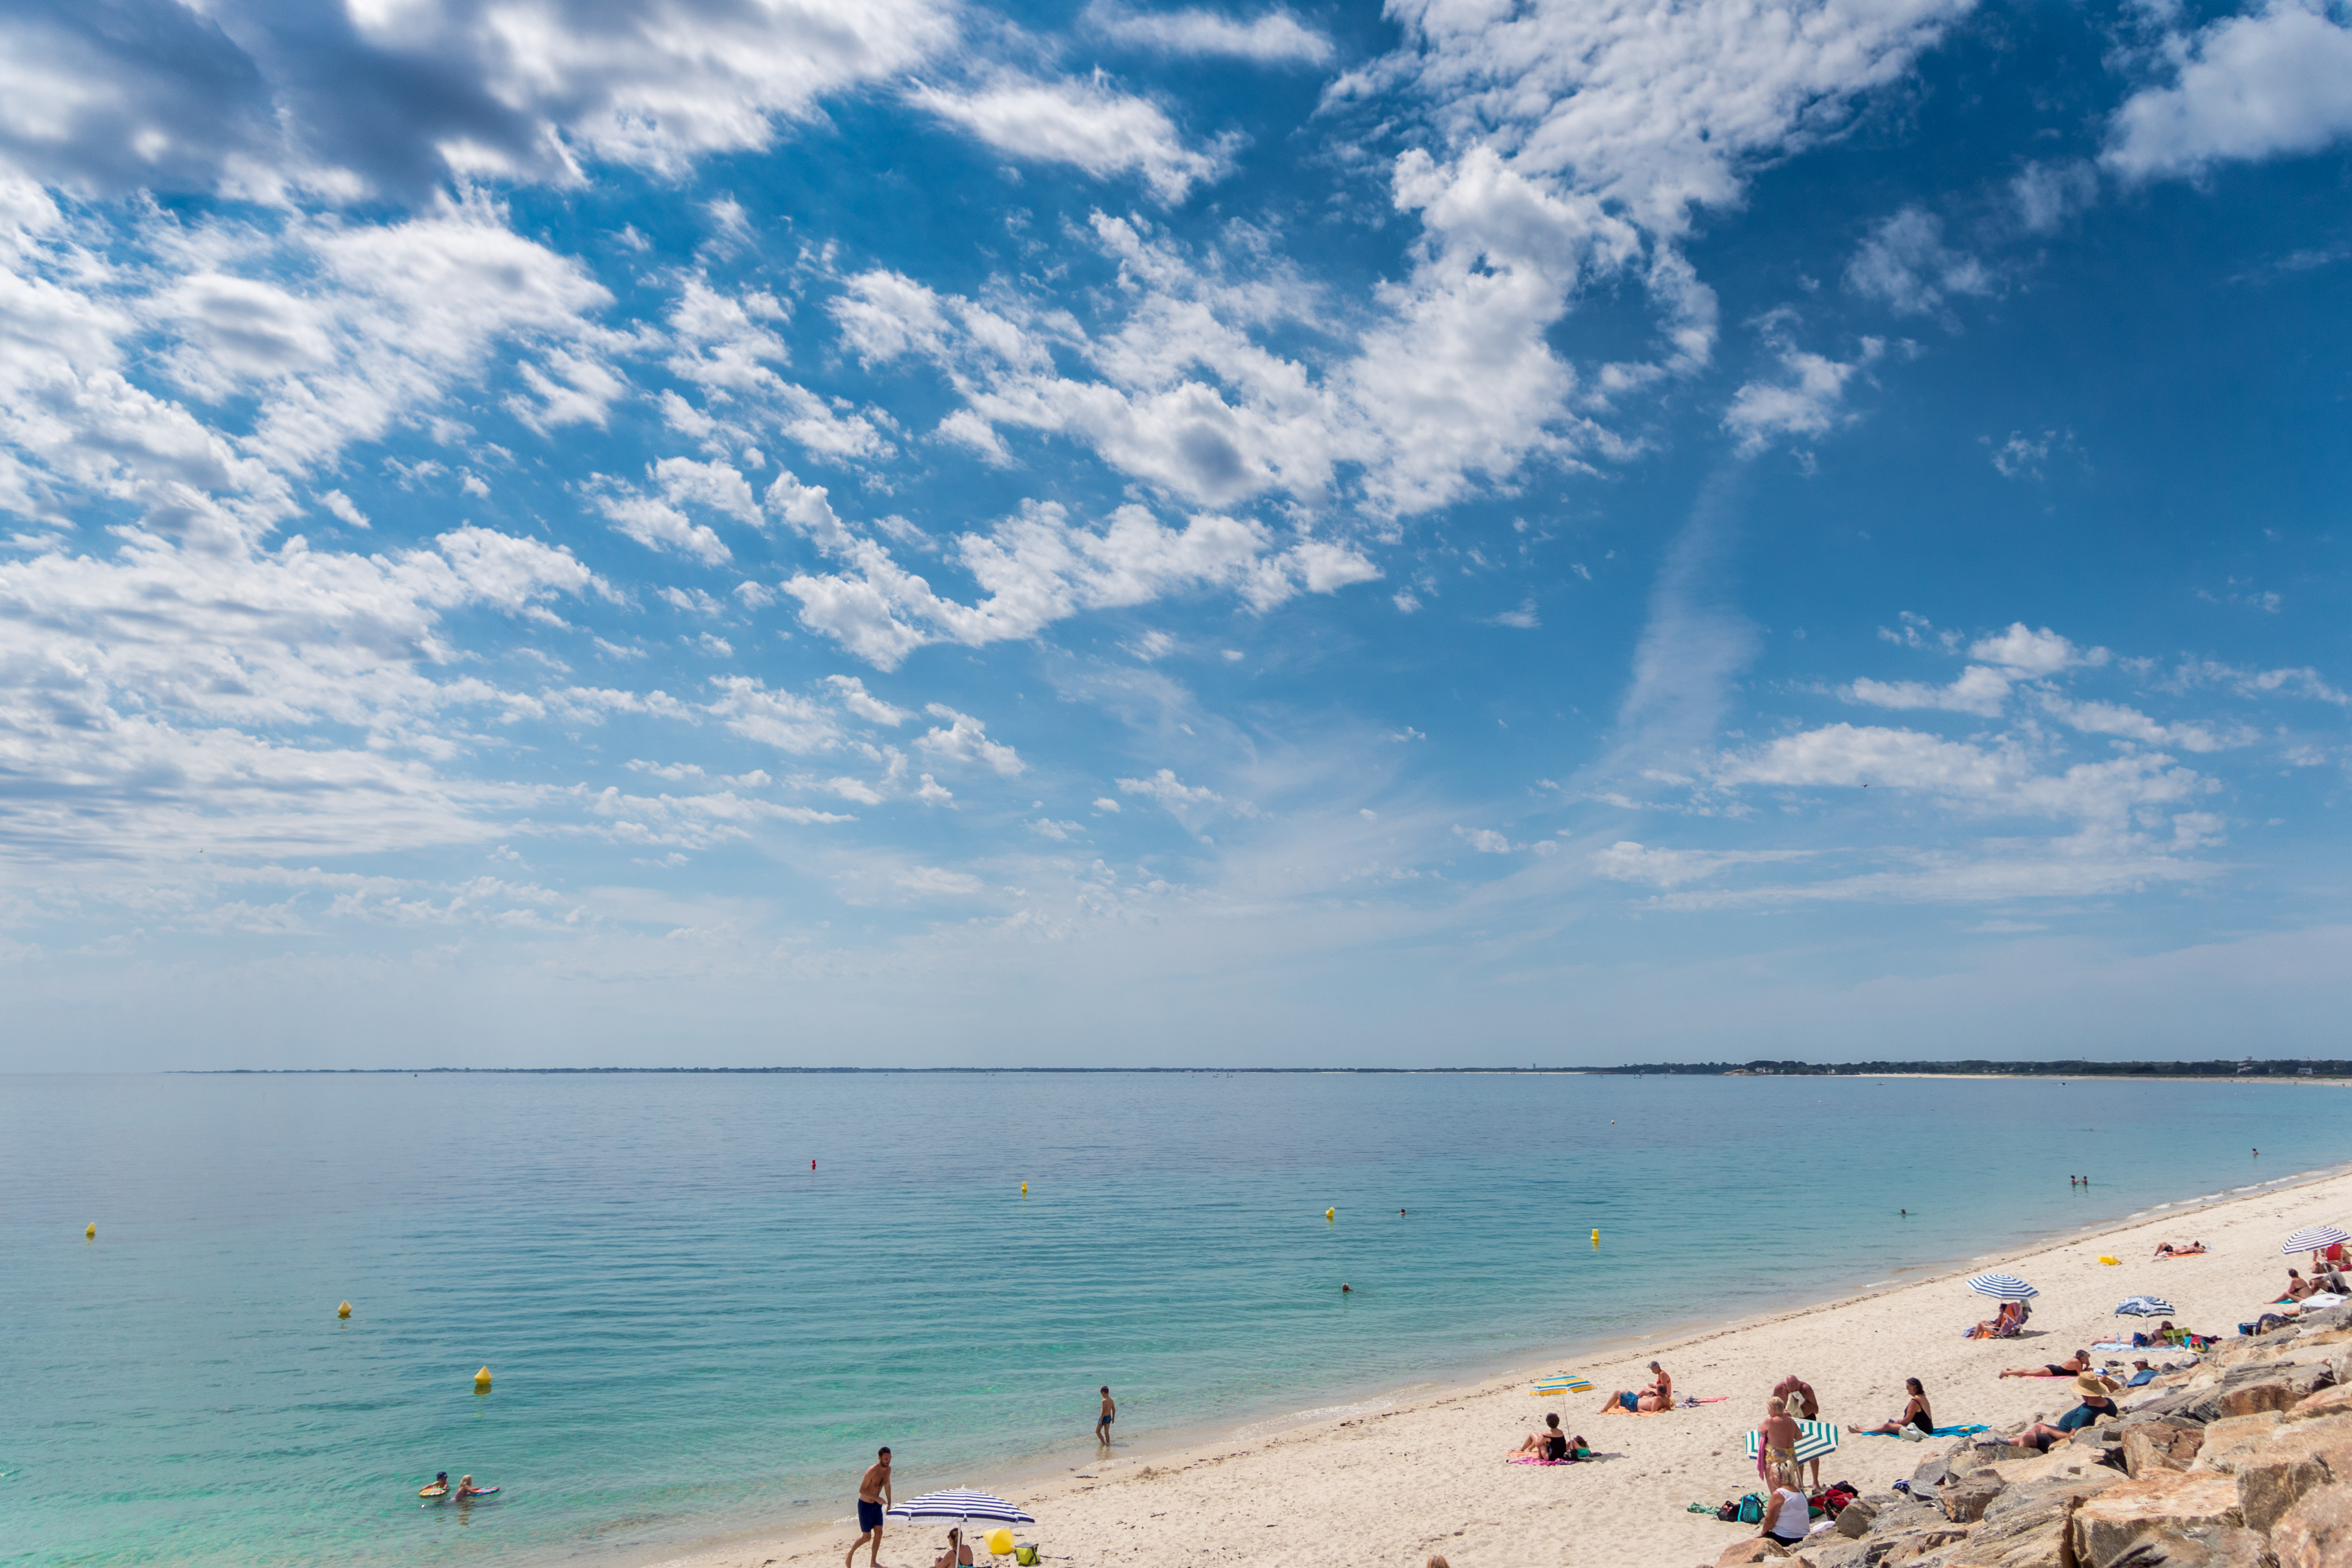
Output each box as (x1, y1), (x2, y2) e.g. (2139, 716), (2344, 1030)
(1737, 1493), (1767, 1524)
(1014, 1547), (1040, 1565)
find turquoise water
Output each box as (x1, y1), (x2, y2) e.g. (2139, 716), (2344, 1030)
(3, 1071), (2345, 1566)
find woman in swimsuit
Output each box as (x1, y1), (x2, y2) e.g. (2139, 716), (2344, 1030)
(931, 1528), (974, 1568)
(1852, 1377), (1934, 1435)
(1511, 1412), (1570, 1458)
(1999, 1350), (2088, 1379)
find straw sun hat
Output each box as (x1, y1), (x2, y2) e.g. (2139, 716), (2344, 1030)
(2074, 1372), (2114, 1398)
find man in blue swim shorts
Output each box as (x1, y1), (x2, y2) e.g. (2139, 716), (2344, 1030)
(847, 1446), (891, 1568)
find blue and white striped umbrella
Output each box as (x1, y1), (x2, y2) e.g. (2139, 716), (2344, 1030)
(1744, 1421), (1842, 1463)
(2282, 1225), (2350, 1255)
(886, 1489), (1036, 1526)
(1965, 1272), (2039, 1300)
(2115, 1295), (2175, 1317)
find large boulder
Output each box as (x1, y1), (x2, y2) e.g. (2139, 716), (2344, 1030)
(2287, 1385), (2352, 1426)
(2071, 1472), (2245, 1568)
(1944, 1471), (2007, 1524)
(2194, 1365), (2337, 1424)
(2125, 1420), (2208, 1478)
(1792, 1539), (1869, 1568)
(2271, 1480), (2352, 1568)
(2076, 1524), (2287, 1567)
(2236, 1415), (2352, 1536)
(2194, 1415), (2289, 1473)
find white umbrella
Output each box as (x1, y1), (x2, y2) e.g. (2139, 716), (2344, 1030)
(2115, 1295), (2175, 1317)
(1965, 1272), (2038, 1300)
(2282, 1225), (2349, 1255)
(887, 1488), (1036, 1527)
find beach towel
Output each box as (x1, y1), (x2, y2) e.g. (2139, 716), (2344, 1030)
(1745, 1421), (1841, 1463)
(1508, 1456), (1579, 1466)
(1862, 1423), (1986, 1438)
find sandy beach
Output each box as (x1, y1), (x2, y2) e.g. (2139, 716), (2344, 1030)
(650, 1165), (2350, 1568)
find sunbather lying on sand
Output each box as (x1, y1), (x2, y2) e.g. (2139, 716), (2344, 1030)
(2152, 1241), (2206, 1258)
(1999, 1350), (2089, 1379)
(1598, 1386), (1668, 1413)
(1852, 1377), (1935, 1435)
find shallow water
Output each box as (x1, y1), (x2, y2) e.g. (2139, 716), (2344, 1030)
(2, 1070), (2340, 1566)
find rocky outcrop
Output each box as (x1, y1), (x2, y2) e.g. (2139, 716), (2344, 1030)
(1783, 1337), (2344, 1568)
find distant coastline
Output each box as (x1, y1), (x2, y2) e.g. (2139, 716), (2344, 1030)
(180, 1058), (2352, 1078)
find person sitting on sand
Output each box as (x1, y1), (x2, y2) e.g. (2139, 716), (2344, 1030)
(1645, 1360), (1673, 1404)
(1999, 1349), (2090, 1379)
(1512, 1412), (1570, 1459)
(1967, 1299), (2027, 1339)
(1852, 1377), (1934, 1435)
(932, 1527), (974, 1568)
(2056, 1370), (2120, 1432)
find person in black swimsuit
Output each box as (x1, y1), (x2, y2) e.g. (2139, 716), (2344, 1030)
(1511, 1412), (1571, 1458)
(1853, 1377), (1934, 1435)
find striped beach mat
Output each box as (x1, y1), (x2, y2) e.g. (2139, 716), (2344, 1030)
(1744, 1421), (1841, 1463)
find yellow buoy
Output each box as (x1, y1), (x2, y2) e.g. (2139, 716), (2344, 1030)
(474, 1366), (492, 1390)
(338, 1301), (352, 1318)
(85, 1222), (95, 1240)
(1020, 1182), (1027, 1195)
(1325, 1207), (1335, 1221)
(1591, 1228), (1600, 1248)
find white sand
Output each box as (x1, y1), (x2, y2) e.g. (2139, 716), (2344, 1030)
(652, 1166), (2351, 1568)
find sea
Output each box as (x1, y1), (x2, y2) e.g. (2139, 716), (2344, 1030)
(4, 1069), (2345, 1567)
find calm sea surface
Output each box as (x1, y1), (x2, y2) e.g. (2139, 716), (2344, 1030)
(3, 1071), (2345, 1566)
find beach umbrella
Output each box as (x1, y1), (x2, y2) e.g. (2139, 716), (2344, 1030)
(2282, 1225), (2350, 1255)
(886, 1489), (1036, 1528)
(1529, 1375), (1593, 1395)
(1965, 1272), (2039, 1300)
(2115, 1295), (2175, 1317)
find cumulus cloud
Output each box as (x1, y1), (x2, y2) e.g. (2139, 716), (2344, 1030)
(1084, 3), (1335, 64)
(1844, 664), (2014, 717)
(1723, 330), (1882, 455)
(917, 704), (1025, 777)
(2107, 0), (2352, 180)
(908, 73), (1231, 203)
(0, 0), (960, 199)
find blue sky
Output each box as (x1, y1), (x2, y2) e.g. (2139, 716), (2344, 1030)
(3, 0), (2350, 1068)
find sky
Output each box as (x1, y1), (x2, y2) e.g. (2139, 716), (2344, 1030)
(2, 0), (2350, 1070)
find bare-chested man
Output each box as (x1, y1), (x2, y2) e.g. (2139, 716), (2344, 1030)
(1096, 1385), (1115, 1444)
(1757, 1396), (1799, 1488)
(846, 1446), (892, 1568)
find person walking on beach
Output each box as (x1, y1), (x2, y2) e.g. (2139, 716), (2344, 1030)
(846, 1447), (891, 1568)
(1096, 1386), (1115, 1444)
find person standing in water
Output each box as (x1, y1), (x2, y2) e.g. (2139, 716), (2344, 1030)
(845, 1447), (891, 1568)
(1096, 1386), (1116, 1444)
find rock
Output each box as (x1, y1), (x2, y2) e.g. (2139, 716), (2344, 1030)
(2272, 1480), (2352, 1568)
(2287, 1385), (2352, 1425)
(2194, 1368), (2332, 1425)
(2195, 1415), (2289, 1474)
(2072, 1472), (2245, 1568)
(2237, 1415), (2352, 1535)
(1945, 1472), (2008, 1524)
(2135, 1390), (2216, 1425)
(1836, 1500), (1880, 1538)
(1880, 1528), (1971, 1565)
(1795, 1540), (1870, 1568)
(2089, 1524), (2282, 1567)
(2125, 1421), (2208, 1478)
(1914, 1454), (1957, 1489)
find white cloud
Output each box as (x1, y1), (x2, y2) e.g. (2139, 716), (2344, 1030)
(1843, 664), (2013, 718)
(1455, 825), (1515, 852)
(1591, 840), (1813, 886)
(2040, 695), (2238, 753)
(2106, 0), (2352, 180)
(0, 0), (960, 198)
(908, 73), (1230, 204)
(319, 490), (370, 528)
(1084, 4), (1335, 64)
(917, 705), (1025, 777)
(1969, 623), (2103, 675)
(825, 674), (912, 726)
(2011, 160), (2099, 233)
(1118, 768), (1221, 808)
(1845, 207), (1993, 317)
(1723, 332), (1881, 454)
(1487, 599), (1540, 630)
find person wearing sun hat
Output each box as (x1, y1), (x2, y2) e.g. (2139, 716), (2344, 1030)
(2055, 1368), (2121, 1432)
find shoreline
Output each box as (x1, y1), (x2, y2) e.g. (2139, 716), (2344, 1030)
(641, 1155), (2352, 1568)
